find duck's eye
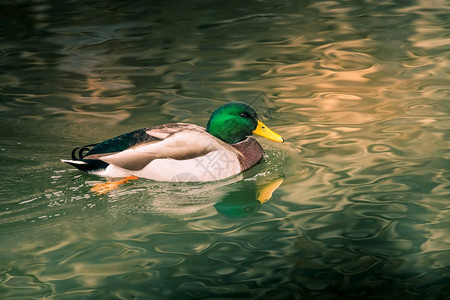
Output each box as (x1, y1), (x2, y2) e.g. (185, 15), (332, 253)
(240, 112), (249, 118)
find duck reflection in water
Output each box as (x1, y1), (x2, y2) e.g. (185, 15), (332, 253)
(98, 175), (284, 219)
(214, 177), (283, 218)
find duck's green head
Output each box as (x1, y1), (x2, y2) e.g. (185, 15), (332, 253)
(206, 101), (284, 144)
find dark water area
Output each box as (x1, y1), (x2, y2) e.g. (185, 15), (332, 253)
(1, 0), (449, 299)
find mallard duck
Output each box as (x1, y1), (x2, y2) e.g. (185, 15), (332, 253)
(62, 101), (284, 183)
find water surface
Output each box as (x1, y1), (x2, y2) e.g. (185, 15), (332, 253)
(1, 0), (449, 299)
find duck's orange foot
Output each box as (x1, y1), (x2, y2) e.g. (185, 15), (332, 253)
(90, 176), (139, 195)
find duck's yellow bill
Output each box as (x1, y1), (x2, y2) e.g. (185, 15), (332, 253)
(252, 120), (284, 143)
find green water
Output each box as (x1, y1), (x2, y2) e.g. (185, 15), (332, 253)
(1, 0), (449, 299)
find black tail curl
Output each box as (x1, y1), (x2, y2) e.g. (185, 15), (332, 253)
(71, 143), (98, 160)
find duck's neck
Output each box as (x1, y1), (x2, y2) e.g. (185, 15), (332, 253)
(207, 124), (246, 144)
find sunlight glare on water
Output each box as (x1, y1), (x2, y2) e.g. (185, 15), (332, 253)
(0, 0), (449, 299)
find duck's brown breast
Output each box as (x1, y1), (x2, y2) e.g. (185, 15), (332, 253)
(231, 137), (264, 172)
